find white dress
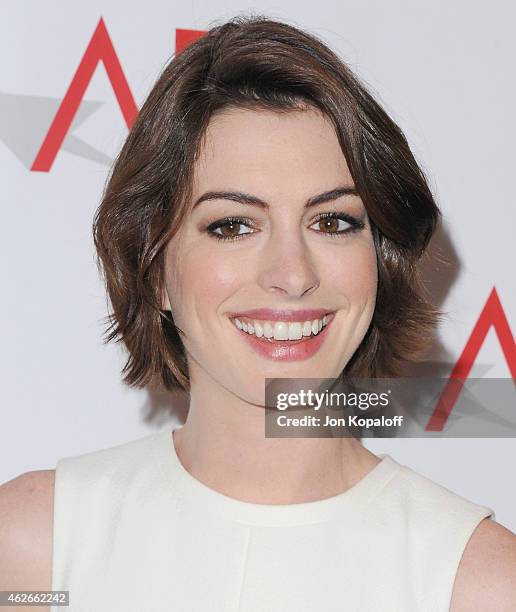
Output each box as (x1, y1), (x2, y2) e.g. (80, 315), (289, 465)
(51, 425), (494, 611)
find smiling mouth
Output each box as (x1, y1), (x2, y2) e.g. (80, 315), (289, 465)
(229, 312), (335, 343)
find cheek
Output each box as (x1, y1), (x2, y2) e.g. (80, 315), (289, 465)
(326, 242), (378, 304)
(170, 243), (243, 319)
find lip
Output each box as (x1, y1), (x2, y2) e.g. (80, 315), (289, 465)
(230, 312), (336, 361)
(227, 308), (334, 322)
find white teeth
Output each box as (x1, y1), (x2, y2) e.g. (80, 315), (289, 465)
(273, 322), (289, 341)
(233, 314), (332, 341)
(288, 322), (303, 340)
(263, 322), (274, 338)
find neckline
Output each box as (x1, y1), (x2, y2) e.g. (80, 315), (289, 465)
(153, 424), (401, 526)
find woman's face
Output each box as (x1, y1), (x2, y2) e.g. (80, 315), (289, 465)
(162, 107), (377, 405)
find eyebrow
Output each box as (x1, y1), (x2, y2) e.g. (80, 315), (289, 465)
(192, 185), (359, 210)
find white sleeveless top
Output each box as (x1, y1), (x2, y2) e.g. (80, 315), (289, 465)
(51, 426), (494, 612)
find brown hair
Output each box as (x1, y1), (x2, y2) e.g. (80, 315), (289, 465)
(93, 14), (442, 393)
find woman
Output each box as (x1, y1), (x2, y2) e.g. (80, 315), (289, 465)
(1, 15), (514, 612)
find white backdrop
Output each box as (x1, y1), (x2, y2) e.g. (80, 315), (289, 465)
(2, 1), (514, 531)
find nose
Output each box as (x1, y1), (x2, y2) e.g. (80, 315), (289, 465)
(256, 230), (320, 298)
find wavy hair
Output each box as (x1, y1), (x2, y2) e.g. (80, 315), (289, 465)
(93, 14), (442, 392)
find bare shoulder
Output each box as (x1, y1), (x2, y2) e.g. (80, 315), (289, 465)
(0, 470), (55, 593)
(450, 517), (516, 611)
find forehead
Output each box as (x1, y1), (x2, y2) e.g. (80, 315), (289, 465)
(193, 107), (353, 195)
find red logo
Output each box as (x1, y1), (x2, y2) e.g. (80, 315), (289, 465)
(426, 287), (515, 431)
(31, 18), (206, 172)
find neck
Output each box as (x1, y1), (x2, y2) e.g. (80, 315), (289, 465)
(172, 378), (380, 505)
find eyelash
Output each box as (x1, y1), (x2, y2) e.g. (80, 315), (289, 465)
(205, 212), (365, 242)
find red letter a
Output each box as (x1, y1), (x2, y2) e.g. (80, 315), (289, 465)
(31, 18), (138, 172)
(425, 287), (516, 431)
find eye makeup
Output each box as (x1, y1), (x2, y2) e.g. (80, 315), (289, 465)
(204, 211), (366, 242)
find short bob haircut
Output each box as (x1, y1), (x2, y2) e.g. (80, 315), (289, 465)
(93, 14), (442, 393)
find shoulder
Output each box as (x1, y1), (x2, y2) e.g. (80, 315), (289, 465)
(55, 430), (163, 478)
(450, 517), (516, 611)
(384, 460), (515, 609)
(388, 461), (496, 529)
(0, 470), (55, 591)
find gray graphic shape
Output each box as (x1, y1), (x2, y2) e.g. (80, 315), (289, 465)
(1, 91), (113, 168)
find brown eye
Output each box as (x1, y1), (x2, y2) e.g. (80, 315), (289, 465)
(318, 217), (340, 233)
(218, 221), (242, 238)
(207, 218), (255, 241)
(310, 215), (353, 235)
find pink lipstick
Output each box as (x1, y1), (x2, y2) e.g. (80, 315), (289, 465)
(228, 311), (336, 361)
